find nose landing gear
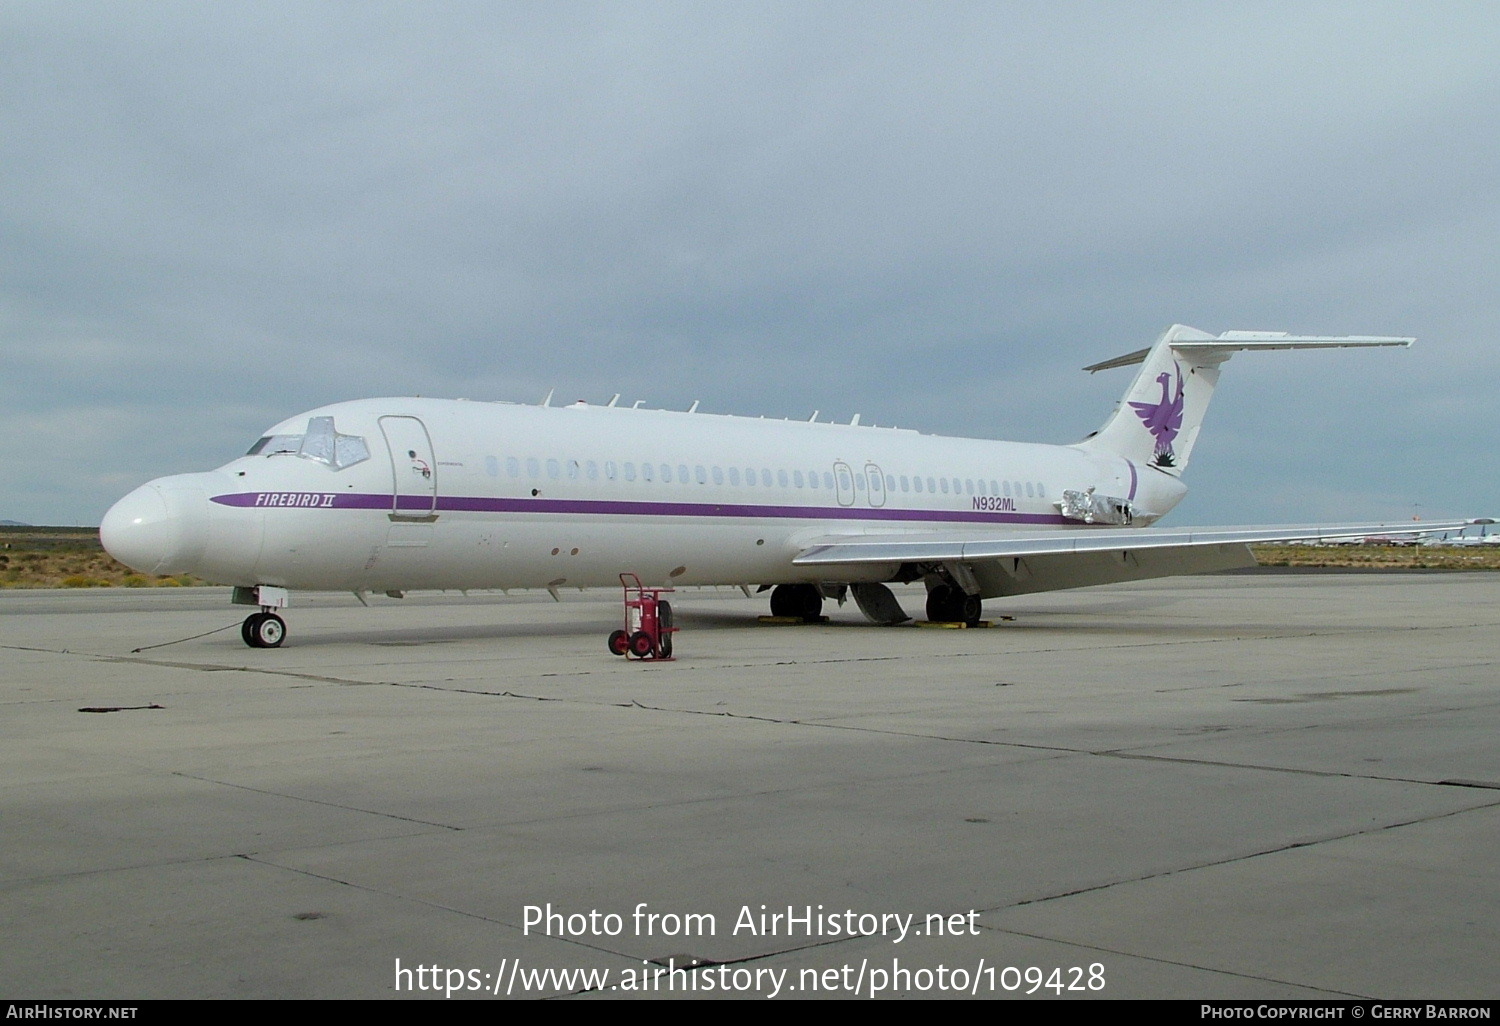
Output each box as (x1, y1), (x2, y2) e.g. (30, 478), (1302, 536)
(233, 586), (292, 648)
(242, 611), (286, 648)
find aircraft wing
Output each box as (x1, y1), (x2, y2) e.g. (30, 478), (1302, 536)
(793, 519), (1484, 567)
(792, 519), (1488, 598)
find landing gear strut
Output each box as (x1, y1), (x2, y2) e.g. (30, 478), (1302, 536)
(769, 583), (824, 620)
(242, 611), (286, 648)
(925, 584), (981, 626)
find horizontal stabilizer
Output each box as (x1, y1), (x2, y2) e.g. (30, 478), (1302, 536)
(1084, 332), (1413, 372)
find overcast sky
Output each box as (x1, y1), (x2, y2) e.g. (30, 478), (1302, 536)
(4, 1), (1497, 527)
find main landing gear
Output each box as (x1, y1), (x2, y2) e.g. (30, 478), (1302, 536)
(241, 611), (286, 648)
(925, 583), (982, 627)
(761, 580), (981, 626)
(769, 583), (824, 621)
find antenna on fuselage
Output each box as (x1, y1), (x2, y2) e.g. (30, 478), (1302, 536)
(687, 400), (700, 413)
(632, 400), (645, 408)
(808, 411), (819, 422)
(607, 394), (620, 407)
(849, 414), (861, 426)
(540, 389), (554, 407)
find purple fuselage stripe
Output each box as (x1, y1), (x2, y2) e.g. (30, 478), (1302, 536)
(211, 491), (1069, 526)
(1126, 460), (1138, 501)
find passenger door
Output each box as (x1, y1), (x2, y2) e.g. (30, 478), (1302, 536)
(379, 416), (438, 521)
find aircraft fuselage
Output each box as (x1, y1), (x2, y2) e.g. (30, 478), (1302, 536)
(102, 397), (1176, 596)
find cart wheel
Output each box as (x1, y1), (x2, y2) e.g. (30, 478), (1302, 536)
(608, 629), (629, 656)
(629, 630), (655, 658)
(657, 602), (673, 658)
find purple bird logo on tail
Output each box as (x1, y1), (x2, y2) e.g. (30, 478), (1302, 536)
(1128, 362), (1185, 467)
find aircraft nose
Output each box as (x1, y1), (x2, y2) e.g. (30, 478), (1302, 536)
(100, 474), (211, 576)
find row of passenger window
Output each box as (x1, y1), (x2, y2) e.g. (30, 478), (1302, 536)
(483, 455), (1048, 500)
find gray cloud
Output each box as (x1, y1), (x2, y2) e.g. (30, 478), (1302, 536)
(3, 1), (1497, 525)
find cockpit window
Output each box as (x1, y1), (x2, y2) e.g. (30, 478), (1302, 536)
(247, 417), (370, 470)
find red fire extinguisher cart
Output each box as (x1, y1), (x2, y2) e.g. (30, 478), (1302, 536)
(608, 573), (676, 660)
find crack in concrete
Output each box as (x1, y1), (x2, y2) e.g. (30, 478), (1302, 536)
(997, 800), (1497, 916)
(1100, 751), (1500, 792)
(974, 925), (1365, 997)
(429, 686), (1500, 794)
(171, 771), (463, 830)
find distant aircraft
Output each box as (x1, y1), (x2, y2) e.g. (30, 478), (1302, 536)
(100, 324), (1485, 647)
(1427, 525), (1500, 547)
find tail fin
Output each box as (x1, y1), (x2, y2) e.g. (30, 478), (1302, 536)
(1077, 324), (1413, 475)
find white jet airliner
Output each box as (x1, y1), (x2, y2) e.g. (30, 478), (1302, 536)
(100, 324), (1481, 647)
